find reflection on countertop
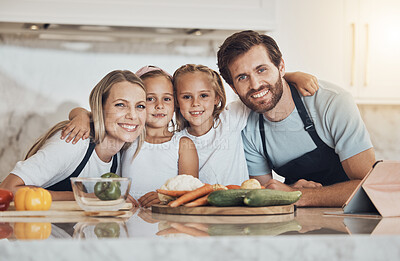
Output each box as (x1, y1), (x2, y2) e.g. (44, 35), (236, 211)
(1, 207), (398, 241)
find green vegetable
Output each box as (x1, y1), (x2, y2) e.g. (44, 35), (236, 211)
(244, 189), (302, 207)
(94, 173), (121, 201)
(94, 222), (120, 238)
(207, 189), (302, 207)
(207, 189), (253, 207)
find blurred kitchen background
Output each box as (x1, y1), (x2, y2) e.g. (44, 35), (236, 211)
(0, 0), (399, 180)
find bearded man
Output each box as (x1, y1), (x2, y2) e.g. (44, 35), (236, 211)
(217, 30), (376, 207)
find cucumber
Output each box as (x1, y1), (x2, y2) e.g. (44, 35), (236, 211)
(207, 189), (252, 207)
(243, 189), (302, 207)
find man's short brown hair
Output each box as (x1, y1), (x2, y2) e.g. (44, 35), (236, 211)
(217, 30), (282, 86)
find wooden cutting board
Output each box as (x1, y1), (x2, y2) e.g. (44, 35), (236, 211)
(0, 201), (133, 219)
(7, 201), (132, 211)
(151, 204), (295, 216)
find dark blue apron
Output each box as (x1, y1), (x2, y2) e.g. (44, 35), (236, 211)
(46, 141), (118, 191)
(258, 84), (349, 186)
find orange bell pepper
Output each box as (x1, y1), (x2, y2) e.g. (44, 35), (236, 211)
(14, 222), (52, 240)
(14, 187), (52, 211)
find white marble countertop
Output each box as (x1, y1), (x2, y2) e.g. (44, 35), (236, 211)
(2, 235), (400, 261)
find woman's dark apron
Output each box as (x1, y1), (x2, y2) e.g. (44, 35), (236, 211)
(46, 142), (118, 191)
(258, 84), (349, 186)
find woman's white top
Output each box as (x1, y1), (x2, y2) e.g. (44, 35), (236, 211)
(121, 133), (185, 200)
(11, 130), (120, 187)
(180, 100), (251, 185)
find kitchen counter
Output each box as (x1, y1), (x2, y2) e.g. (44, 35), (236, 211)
(1, 207), (399, 260)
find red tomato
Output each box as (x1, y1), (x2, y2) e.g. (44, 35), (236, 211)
(0, 189), (14, 211)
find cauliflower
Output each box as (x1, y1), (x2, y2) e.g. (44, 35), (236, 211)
(158, 175), (203, 203)
(241, 179), (262, 189)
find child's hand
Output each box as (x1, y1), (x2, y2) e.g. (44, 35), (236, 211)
(126, 194), (140, 208)
(285, 72), (319, 96)
(138, 191), (161, 208)
(61, 112), (90, 144)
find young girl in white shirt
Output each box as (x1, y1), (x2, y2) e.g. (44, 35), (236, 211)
(172, 64), (318, 185)
(0, 70), (147, 201)
(122, 66), (198, 207)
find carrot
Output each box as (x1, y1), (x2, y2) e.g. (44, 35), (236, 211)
(156, 189), (190, 197)
(260, 186), (266, 189)
(184, 185), (227, 207)
(184, 193), (210, 207)
(169, 184), (214, 207)
(226, 185), (241, 189)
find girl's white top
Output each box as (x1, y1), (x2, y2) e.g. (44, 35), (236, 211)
(121, 133), (185, 200)
(181, 100), (251, 185)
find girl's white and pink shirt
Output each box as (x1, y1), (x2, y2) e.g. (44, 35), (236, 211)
(121, 133), (184, 200)
(180, 100), (251, 186)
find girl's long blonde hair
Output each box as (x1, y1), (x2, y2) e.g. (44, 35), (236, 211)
(25, 70), (146, 160)
(172, 64), (226, 131)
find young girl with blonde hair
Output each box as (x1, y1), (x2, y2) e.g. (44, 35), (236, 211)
(122, 66), (198, 207)
(0, 70), (147, 201)
(173, 64), (318, 185)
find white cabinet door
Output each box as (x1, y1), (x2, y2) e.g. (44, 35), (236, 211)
(352, 0), (400, 103)
(0, 0), (277, 31)
(273, 0), (350, 93)
(276, 0), (400, 104)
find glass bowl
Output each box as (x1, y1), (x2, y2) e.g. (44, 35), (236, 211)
(71, 177), (131, 211)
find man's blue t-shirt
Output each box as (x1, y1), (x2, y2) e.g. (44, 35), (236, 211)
(242, 80), (373, 176)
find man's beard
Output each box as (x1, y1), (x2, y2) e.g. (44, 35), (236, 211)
(238, 75), (284, 114)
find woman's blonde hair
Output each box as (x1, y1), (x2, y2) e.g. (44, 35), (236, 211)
(25, 70), (146, 160)
(172, 64), (226, 131)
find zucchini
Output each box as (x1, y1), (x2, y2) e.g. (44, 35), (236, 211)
(207, 189), (252, 207)
(244, 189), (302, 207)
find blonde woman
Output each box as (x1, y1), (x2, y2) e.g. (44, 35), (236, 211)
(0, 70), (146, 202)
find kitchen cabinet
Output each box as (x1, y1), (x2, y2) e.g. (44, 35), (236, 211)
(274, 0), (400, 104)
(345, 0), (400, 103)
(0, 0), (276, 31)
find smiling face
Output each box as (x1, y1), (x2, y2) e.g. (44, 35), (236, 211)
(175, 71), (220, 136)
(228, 44), (285, 114)
(143, 76), (174, 129)
(102, 81), (146, 145)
